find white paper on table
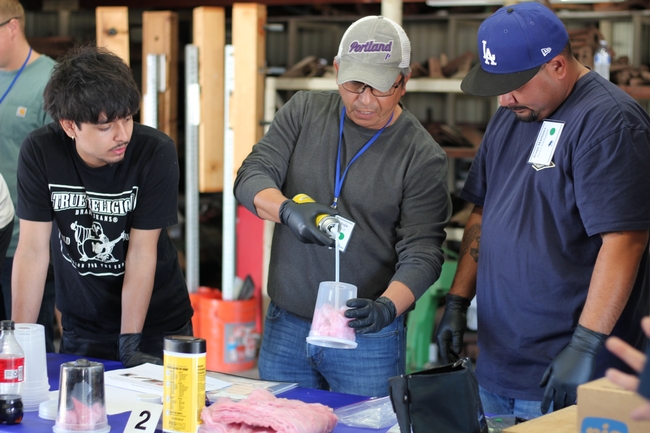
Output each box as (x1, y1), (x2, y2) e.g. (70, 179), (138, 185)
(105, 386), (146, 415)
(104, 363), (230, 395)
(45, 365), (230, 417)
(44, 388), (141, 416)
(51, 364), (297, 416)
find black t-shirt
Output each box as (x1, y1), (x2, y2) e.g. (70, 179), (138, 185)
(17, 122), (192, 337)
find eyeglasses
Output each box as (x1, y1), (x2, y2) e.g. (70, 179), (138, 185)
(341, 76), (405, 97)
(0, 17), (19, 27)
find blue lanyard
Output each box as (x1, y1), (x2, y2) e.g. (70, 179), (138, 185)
(0, 48), (32, 105)
(332, 106), (394, 208)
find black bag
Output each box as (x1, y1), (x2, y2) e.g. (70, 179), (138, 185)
(388, 357), (488, 433)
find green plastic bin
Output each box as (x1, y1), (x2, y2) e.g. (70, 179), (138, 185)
(406, 249), (458, 373)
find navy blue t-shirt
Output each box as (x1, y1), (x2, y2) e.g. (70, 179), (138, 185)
(461, 71), (650, 400)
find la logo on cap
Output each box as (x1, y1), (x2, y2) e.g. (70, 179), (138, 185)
(482, 40), (496, 66)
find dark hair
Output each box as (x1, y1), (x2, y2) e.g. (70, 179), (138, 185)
(44, 44), (141, 125)
(561, 41), (573, 59)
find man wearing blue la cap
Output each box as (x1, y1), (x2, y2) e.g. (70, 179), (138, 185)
(235, 16), (450, 397)
(436, 1), (650, 419)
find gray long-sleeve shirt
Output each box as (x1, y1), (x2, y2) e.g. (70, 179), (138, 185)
(235, 90), (451, 319)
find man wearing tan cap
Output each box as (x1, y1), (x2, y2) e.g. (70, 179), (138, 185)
(235, 16), (451, 397)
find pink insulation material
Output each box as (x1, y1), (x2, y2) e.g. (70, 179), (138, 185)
(56, 396), (107, 431)
(310, 304), (355, 340)
(199, 388), (338, 433)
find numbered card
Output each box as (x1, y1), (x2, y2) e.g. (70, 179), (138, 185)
(123, 402), (163, 433)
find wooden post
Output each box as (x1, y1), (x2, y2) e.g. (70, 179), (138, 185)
(193, 7), (225, 193)
(381, 0), (402, 26)
(95, 7), (129, 65)
(232, 3), (267, 177)
(231, 3), (268, 311)
(142, 11), (178, 144)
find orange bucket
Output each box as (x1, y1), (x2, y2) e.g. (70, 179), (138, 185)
(199, 295), (258, 373)
(190, 287), (220, 338)
(189, 293), (201, 337)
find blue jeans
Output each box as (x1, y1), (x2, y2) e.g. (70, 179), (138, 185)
(258, 301), (405, 397)
(480, 386), (551, 419)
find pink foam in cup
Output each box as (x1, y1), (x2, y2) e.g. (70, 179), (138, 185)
(306, 281), (358, 349)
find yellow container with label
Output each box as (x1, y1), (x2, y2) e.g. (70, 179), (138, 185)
(163, 336), (206, 433)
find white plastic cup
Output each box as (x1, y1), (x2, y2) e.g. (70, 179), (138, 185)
(15, 323), (50, 410)
(306, 281), (358, 349)
(14, 324), (48, 382)
(39, 391), (59, 420)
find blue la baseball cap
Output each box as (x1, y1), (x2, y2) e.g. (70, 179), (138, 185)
(461, 2), (569, 97)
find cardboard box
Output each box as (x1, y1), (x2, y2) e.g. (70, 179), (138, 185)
(502, 406), (577, 432)
(578, 377), (650, 433)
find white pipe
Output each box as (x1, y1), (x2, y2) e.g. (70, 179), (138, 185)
(381, 0), (403, 26)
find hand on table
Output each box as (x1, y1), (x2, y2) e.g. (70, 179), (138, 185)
(118, 333), (162, 367)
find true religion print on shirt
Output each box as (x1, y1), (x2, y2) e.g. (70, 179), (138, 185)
(50, 183), (138, 277)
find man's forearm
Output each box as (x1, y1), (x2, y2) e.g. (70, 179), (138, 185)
(11, 220), (51, 322)
(580, 230), (649, 334)
(448, 205), (482, 300)
(382, 281), (416, 316)
(121, 229), (159, 334)
(121, 271), (155, 334)
(11, 248), (49, 323)
(253, 188), (287, 223)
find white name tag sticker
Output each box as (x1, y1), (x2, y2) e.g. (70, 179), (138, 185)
(124, 402), (163, 433)
(528, 120), (565, 166)
(336, 216), (355, 252)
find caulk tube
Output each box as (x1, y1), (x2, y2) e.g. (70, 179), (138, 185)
(163, 336), (206, 433)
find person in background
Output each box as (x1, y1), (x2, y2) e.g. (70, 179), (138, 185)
(11, 45), (193, 367)
(606, 316), (650, 421)
(0, 0), (57, 351)
(234, 15), (451, 397)
(435, 2), (650, 418)
(0, 175), (14, 275)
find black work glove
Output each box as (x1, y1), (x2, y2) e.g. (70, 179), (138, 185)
(118, 333), (163, 367)
(278, 199), (338, 247)
(539, 324), (607, 413)
(435, 293), (471, 364)
(345, 296), (397, 334)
